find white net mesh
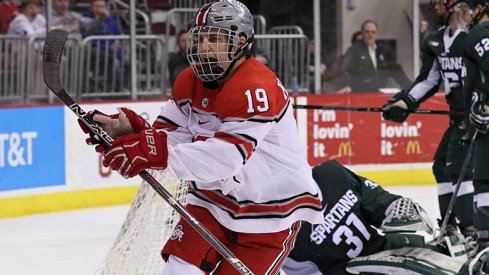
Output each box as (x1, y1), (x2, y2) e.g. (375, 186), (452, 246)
(96, 170), (189, 275)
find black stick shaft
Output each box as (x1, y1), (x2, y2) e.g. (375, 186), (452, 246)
(293, 104), (456, 115)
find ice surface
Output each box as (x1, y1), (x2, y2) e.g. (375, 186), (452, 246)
(0, 185), (439, 275)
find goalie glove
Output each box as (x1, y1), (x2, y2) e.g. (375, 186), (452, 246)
(381, 198), (434, 234)
(381, 91), (419, 123)
(102, 128), (168, 178)
(469, 91), (489, 134)
(77, 107), (150, 146)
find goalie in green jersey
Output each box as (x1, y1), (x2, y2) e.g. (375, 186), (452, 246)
(281, 160), (489, 275)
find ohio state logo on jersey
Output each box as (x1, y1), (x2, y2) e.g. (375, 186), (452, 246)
(202, 98), (209, 107)
(170, 224), (184, 241)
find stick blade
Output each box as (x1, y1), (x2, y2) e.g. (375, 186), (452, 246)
(43, 29), (68, 94)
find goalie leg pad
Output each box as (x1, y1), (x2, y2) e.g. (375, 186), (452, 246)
(346, 247), (465, 275)
(382, 233), (426, 250)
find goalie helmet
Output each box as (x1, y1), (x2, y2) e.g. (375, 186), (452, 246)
(186, 0), (254, 82)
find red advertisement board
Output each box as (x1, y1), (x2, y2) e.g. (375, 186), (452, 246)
(295, 93), (450, 167)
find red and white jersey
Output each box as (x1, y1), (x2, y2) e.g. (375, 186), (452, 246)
(153, 57), (323, 233)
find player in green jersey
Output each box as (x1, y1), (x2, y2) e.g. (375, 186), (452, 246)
(462, 0), (489, 254)
(382, 0), (475, 240)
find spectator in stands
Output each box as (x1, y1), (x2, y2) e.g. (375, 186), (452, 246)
(168, 29), (190, 88)
(336, 19), (411, 93)
(7, 0), (45, 38)
(330, 30), (363, 91)
(83, 0), (120, 38)
(82, 0), (125, 91)
(0, 0), (19, 34)
(8, 0), (46, 97)
(51, 0), (106, 36)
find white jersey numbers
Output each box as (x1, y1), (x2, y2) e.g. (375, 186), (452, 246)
(332, 213), (372, 258)
(244, 79), (288, 114)
(245, 88), (270, 113)
(442, 72), (459, 94)
(475, 38), (489, 57)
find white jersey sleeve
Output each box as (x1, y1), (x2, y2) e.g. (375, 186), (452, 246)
(152, 61), (323, 233)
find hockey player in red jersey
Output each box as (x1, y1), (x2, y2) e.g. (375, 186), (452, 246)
(77, 0), (324, 274)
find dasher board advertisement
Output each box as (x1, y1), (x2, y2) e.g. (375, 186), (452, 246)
(0, 106), (65, 191)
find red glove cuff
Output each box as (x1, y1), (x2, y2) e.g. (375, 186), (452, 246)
(120, 107), (151, 133)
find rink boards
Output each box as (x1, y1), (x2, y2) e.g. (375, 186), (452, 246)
(0, 93), (448, 218)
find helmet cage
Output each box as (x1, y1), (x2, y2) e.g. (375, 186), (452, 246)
(187, 26), (243, 82)
(187, 0), (254, 82)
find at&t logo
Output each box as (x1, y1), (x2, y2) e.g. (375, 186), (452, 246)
(0, 131), (37, 168)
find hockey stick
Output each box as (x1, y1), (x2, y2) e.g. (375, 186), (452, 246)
(437, 131), (478, 242)
(292, 104), (459, 116)
(43, 29), (253, 275)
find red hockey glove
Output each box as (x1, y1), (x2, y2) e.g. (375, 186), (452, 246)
(77, 107), (150, 146)
(102, 128), (168, 178)
(77, 109), (116, 146)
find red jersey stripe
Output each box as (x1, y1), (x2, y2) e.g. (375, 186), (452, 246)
(267, 221), (301, 275)
(153, 120), (179, 131)
(192, 188), (322, 217)
(214, 132), (256, 159)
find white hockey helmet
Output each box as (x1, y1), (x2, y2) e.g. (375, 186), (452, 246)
(187, 0), (254, 82)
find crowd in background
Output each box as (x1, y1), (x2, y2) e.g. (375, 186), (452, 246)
(0, 0), (430, 100)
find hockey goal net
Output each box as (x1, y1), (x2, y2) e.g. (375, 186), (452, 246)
(96, 170), (189, 275)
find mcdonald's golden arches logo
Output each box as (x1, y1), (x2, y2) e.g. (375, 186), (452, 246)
(337, 142), (352, 157)
(406, 140), (422, 155)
